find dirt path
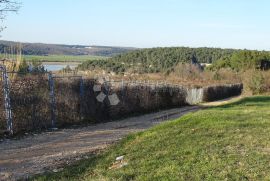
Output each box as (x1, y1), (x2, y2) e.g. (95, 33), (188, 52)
(200, 96), (243, 106)
(0, 106), (200, 181)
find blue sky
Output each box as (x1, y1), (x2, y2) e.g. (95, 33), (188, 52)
(1, 0), (270, 50)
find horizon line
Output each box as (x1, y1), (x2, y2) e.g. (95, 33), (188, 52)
(0, 39), (269, 52)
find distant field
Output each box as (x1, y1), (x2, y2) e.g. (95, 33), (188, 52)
(0, 54), (108, 62)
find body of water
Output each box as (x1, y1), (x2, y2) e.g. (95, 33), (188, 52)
(42, 63), (80, 72)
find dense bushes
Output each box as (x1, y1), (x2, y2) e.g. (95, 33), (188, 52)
(241, 70), (268, 95)
(111, 47), (235, 64)
(209, 50), (270, 71)
(78, 59), (127, 74)
(18, 60), (46, 74)
(248, 72), (265, 94)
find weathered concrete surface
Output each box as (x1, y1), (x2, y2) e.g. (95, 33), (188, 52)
(185, 83), (243, 104)
(0, 106), (200, 181)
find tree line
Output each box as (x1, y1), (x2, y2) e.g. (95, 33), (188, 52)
(79, 47), (270, 74)
(209, 50), (270, 71)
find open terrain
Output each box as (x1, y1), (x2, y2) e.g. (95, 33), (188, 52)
(0, 54), (107, 63)
(0, 106), (199, 181)
(0, 40), (136, 57)
(20, 54), (107, 62)
(33, 96), (270, 181)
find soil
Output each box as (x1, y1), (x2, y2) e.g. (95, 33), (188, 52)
(0, 106), (200, 181)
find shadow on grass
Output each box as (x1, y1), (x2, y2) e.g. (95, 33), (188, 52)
(215, 96), (270, 109)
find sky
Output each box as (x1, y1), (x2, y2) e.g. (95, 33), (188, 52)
(1, 0), (270, 50)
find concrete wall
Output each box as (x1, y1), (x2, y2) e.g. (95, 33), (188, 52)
(185, 84), (243, 104)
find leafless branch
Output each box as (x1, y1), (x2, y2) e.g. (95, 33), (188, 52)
(0, 0), (20, 32)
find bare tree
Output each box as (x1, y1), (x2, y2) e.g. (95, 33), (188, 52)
(0, 0), (20, 31)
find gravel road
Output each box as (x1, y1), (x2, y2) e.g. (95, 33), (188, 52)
(0, 106), (200, 181)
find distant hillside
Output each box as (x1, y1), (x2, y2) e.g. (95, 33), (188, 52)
(78, 47), (270, 74)
(78, 47), (239, 73)
(111, 47), (238, 64)
(0, 40), (136, 57)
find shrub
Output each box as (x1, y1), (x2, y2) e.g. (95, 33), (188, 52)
(213, 71), (222, 81)
(247, 71), (265, 95)
(209, 50), (270, 71)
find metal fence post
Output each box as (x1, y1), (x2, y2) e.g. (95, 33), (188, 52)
(48, 72), (56, 129)
(1, 65), (13, 134)
(79, 76), (84, 120)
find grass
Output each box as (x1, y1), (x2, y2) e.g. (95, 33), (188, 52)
(33, 96), (270, 181)
(0, 54), (108, 62)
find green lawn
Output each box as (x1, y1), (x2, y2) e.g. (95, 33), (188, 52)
(34, 96), (270, 181)
(0, 54), (107, 62)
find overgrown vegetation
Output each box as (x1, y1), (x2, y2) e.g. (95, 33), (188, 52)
(78, 47), (270, 75)
(78, 47), (237, 74)
(17, 60), (46, 74)
(33, 96), (270, 181)
(247, 71), (265, 94)
(77, 48), (270, 96)
(209, 50), (270, 71)
(78, 59), (126, 73)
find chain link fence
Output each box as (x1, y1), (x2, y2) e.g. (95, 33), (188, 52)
(0, 66), (243, 136)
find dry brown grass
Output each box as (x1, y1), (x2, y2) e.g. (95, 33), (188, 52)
(107, 65), (241, 88)
(59, 64), (270, 95)
(240, 70), (270, 96)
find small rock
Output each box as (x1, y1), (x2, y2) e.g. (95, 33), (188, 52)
(53, 168), (64, 173)
(53, 169), (58, 173)
(55, 168), (64, 172)
(116, 156), (124, 161)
